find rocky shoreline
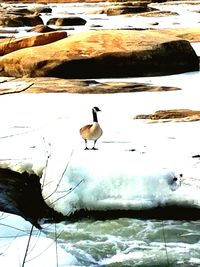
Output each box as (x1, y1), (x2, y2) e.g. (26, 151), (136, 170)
(0, 1), (199, 99)
(0, 1), (199, 93)
(0, 1), (199, 81)
(0, 1), (199, 100)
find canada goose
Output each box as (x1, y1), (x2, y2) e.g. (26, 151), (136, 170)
(80, 107), (103, 150)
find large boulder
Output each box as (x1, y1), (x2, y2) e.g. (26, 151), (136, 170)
(0, 15), (23, 27)
(0, 30), (198, 78)
(2, 7), (34, 15)
(28, 5), (52, 14)
(47, 17), (87, 26)
(106, 6), (148, 16)
(106, 1), (154, 16)
(1, 5), (52, 15)
(0, 14), (43, 27)
(89, 1), (154, 16)
(0, 31), (68, 56)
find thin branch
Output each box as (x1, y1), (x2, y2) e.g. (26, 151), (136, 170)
(41, 137), (51, 191)
(55, 223), (58, 267)
(25, 229), (64, 264)
(0, 83), (34, 95)
(49, 179), (84, 206)
(22, 225), (34, 267)
(44, 149), (74, 201)
(162, 221), (170, 267)
(0, 223), (28, 235)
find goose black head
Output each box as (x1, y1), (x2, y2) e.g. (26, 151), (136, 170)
(93, 107), (101, 112)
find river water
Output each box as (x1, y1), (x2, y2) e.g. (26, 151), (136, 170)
(1, 1), (200, 266)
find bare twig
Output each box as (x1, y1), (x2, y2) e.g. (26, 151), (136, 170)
(0, 82), (34, 95)
(49, 179), (84, 206)
(55, 223), (58, 267)
(41, 137), (51, 191)
(22, 225), (34, 267)
(44, 149), (74, 201)
(162, 221), (170, 267)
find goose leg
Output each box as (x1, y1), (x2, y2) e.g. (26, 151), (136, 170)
(84, 140), (89, 150)
(92, 140), (98, 150)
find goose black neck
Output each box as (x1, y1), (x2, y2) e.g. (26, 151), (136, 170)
(92, 109), (98, 122)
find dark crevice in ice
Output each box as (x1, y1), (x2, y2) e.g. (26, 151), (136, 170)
(67, 206), (200, 222)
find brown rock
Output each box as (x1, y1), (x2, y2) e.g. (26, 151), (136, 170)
(140, 10), (178, 17)
(0, 78), (181, 94)
(135, 109), (200, 122)
(106, 6), (143, 16)
(16, 14), (44, 26)
(0, 13), (43, 27)
(2, 7), (34, 15)
(0, 15), (24, 27)
(0, 31), (68, 56)
(157, 27), (200, 43)
(47, 17), (87, 26)
(28, 5), (52, 14)
(92, 1), (154, 16)
(106, 5), (149, 16)
(27, 24), (57, 33)
(1, 5), (52, 15)
(0, 30), (198, 78)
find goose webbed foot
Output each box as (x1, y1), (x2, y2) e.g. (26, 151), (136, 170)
(91, 140), (99, 150)
(91, 147), (98, 150)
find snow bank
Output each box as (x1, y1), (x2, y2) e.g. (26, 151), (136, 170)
(41, 150), (186, 216)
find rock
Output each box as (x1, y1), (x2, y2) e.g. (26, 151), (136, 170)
(0, 14), (43, 27)
(0, 15), (24, 27)
(2, 7), (34, 15)
(0, 30), (198, 78)
(135, 109), (200, 122)
(140, 10), (179, 17)
(1, 4), (52, 15)
(106, 2), (154, 16)
(151, 27), (200, 43)
(0, 31), (68, 56)
(16, 14), (44, 26)
(0, 77), (181, 94)
(28, 5), (52, 14)
(176, 32), (200, 43)
(27, 24), (57, 33)
(106, 6), (147, 16)
(91, 1), (154, 16)
(47, 16), (87, 26)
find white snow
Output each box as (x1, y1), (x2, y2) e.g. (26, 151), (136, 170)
(0, 71), (200, 215)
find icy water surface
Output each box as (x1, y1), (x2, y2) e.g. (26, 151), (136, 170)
(48, 218), (200, 266)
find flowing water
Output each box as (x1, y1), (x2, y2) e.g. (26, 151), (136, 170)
(1, 1), (200, 266)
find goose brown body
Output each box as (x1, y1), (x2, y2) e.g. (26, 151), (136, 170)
(80, 107), (103, 150)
